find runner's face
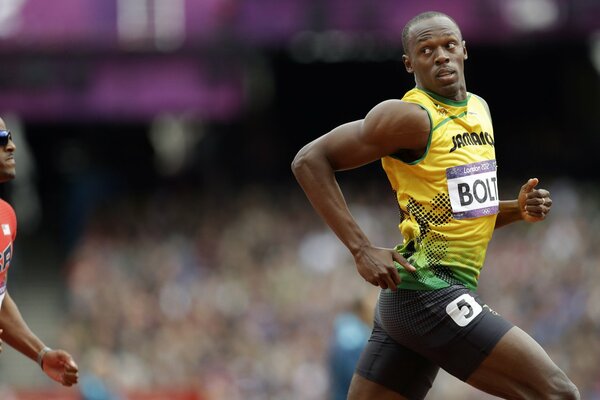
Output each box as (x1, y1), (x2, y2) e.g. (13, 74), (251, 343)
(0, 119), (16, 182)
(403, 16), (468, 100)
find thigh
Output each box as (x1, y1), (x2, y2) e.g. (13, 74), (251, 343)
(351, 322), (439, 400)
(378, 285), (513, 381)
(348, 374), (409, 400)
(467, 326), (579, 399)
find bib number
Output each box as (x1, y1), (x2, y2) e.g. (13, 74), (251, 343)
(445, 293), (482, 327)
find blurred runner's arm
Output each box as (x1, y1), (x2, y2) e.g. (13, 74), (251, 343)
(0, 291), (79, 386)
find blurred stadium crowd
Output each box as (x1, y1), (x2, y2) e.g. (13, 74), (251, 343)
(0, 1), (599, 399)
(49, 178), (600, 399)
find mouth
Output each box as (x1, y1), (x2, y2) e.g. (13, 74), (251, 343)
(436, 68), (455, 78)
(436, 68), (457, 84)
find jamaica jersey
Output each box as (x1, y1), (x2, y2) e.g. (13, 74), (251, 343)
(382, 88), (498, 291)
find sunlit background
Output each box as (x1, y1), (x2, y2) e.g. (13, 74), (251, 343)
(0, 0), (599, 399)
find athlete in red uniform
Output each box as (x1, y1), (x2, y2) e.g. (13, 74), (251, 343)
(0, 117), (78, 387)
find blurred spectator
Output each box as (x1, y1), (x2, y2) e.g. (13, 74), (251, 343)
(79, 372), (123, 400)
(56, 180), (600, 399)
(328, 288), (378, 400)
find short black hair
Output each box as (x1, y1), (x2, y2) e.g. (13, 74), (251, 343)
(401, 11), (461, 53)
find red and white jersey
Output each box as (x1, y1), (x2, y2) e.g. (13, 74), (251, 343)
(0, 199), (16, 309)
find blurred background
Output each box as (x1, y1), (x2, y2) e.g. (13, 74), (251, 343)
(0, 0), (599, 399)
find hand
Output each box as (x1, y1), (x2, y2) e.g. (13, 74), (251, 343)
(353, 246), (416, 291)
(42, 349), (79, 387)
(518, 178), (552, 222)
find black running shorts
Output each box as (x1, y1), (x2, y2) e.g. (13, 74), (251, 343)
(355, 285), (513, 399)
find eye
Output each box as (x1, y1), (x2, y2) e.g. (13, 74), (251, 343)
(421, 47), (432, 55)
(447, 42), (457, 49)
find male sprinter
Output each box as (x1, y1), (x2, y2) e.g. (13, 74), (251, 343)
(292, 11), (579, 400)
(0, 117), (79, 387)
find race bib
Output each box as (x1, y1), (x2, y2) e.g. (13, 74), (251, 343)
(446, 160), (499, 220)
(445, 293), (483, 327)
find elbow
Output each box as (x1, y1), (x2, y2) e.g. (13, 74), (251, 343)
(291, 145), (311, 178)
(291, 140), (332, 182)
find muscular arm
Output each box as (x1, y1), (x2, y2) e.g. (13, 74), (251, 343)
(0, 291), (79, 386)
(0, 291), (46, 362)
(291, 100), (429, 289)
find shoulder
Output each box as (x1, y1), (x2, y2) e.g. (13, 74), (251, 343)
(0, 199), (15, 214)
(0, 199), (17, 240)
(368, 99), (426, 115)
(360, 99), (430, 151)
(0, 199), (16, 225)
(364, 99), (430, 136)
(470, 93), (492, 120)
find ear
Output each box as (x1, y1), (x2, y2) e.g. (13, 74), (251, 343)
(462, 40), (468, 60)
(402, 54), (414, 73)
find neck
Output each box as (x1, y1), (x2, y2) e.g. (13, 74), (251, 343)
(421, 85), (467, 101)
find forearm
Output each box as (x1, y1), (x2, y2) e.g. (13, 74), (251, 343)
(0, 292), (46, 362)
(292, 147), (370, 255)
(495, 200), (522, 229)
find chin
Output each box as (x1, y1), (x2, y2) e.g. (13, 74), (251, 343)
(0, 171), (16, 182)
(438, 84), (463, 100)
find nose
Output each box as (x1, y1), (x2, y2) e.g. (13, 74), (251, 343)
(5, 139), (15, 152)
(433, 47), (450, 65)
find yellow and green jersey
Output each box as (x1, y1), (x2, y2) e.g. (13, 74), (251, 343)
(382, 87), (498, 291)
